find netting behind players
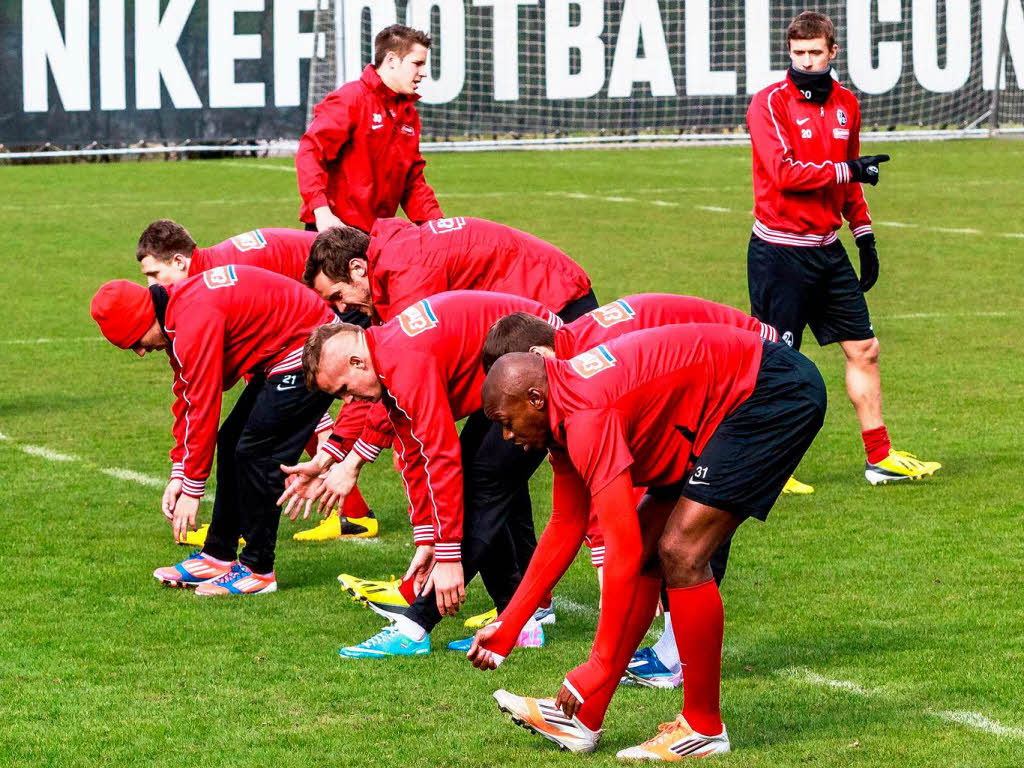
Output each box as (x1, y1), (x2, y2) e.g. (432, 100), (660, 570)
(306, 0), (1022, 143)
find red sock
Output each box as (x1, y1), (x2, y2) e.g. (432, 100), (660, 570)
(539, 592), (553, 610)
(397, 575), (418, 604)
(577, 574), (661, 731)
(340, 483), (370, 519)
(667, 580), (724, 736)
(862, 425), (891, 464)
(303, 433), (320, 460)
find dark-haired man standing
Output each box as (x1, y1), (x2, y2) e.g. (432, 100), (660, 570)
(746, 11), (939, 487)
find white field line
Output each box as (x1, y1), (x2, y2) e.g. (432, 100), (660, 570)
(1, 337), (104, 345)
(556, 596), (600, 619)
(932, 711), (1024, 740)
(2, 430), (213, 501)
(778, 667), (877, 697)
(696, 205), (733, 213)
(20, 445), (78, 462)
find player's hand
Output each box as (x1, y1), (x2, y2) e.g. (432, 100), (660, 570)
(846, 154), (890, 186)
(277, 455), (331, 519)
(172, 494), (201, 543)
(403, 544), (435, 597)
(316, 453), (365, 517)
(467, 622), (507, 670)
(314, 206), (346, 232)
(428, 560), (466, 617)
(555, 682), (583, 719)
(855, 233), (880, 293)
(161, 478), (183, 521)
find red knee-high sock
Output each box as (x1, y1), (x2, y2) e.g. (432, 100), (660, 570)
(862, 425), (891, 464)
(667, 579), (724, 736)
(576, 574), (662, 731)
(341, 483), (370, 519)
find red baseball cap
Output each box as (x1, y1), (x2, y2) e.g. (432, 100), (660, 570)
(90, 280), (156, 349)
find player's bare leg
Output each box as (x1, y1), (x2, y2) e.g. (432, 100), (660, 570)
(617, 499), (736, 760)
(840, 337), (941, 484)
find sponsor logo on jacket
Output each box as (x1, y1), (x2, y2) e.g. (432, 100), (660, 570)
(427, 217), (467, 235)
(836, 108), (848, 126)
(400, 124), (415, 135)
(230, 229), (268, 252)
(203, 265), (238, 290)
(587, 299), (636, 328)
(833, 128), (850, 140)
(398, 299), (439, 336)
(569, 345), (617, 378)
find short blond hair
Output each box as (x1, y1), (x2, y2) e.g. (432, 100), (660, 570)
(302, 323), (364, 392)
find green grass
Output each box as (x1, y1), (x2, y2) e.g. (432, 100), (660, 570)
(1, 140), (1023, 767)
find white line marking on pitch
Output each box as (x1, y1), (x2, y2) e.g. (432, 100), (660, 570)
(3, 430), (213, 501)
(100, 467), (166, 488)
(696, 205), (732, 213)
(1, 337), (104, 345)
(886, 311), (1010, 320)
(932, 711), (1024, 740)
(20, 445), (79, 462)
(779, 667), (876, 696)
(556, 597), (599, 619)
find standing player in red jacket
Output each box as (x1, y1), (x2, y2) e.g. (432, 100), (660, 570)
(746, 11), (940, 487)
(90, 267), (335, 595)
(298, 293), (566, 658)
(133, 219), (378, 543)
(468, 326), (826, 757)
(296, 24), (442, 236)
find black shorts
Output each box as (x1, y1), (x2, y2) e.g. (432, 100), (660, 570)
(557, 288), (599, 323)
(748, 234), (874, 350)
(679, 342), (827, 521)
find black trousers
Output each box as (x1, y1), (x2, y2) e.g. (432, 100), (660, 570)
(404, 410), (550, 632)
(492, 287), (601, 598)
(202, 372), (334, 573)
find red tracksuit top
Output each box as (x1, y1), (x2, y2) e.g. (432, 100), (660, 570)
(555, 294), (777, 357)
(330, 215), (592, 463)
(165, 266), (334, 498)
(747, 74), (872, 246)
(188, 229), (317, 282)
(554, 293), (777, 562)
(548, 324), (764, 495)
(482, 324), (764, 658)
(364, 291), (562, 560)
(367, 216), (592, 322)
(296, 65), (443, 232)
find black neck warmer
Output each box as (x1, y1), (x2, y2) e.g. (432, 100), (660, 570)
(148, 284), (170, 334)
(788, 65), (834, 104)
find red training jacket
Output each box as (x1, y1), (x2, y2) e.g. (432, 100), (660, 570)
(747, 74), (872, 246)
(296, 65), (443, 233)
(555, 293), (777, 562)
(367, 216), (592, 323)
(188, 228), (317, 282)
(364, 291), (562, 560)
(483, 324), (765, 658)
(165, 266), (334, 498)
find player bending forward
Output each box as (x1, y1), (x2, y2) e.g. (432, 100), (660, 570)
(747, 11), (939, 486)
(468, 325), (826, 759)
(134, 219), (379, 543)
(91, 267), (335, 595)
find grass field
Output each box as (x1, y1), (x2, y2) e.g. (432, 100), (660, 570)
(1, 139), (1023, 767)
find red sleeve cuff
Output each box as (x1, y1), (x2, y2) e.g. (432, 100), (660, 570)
(359, 426), (394, 451)
(412, 525), (435, 545)
(181, 476), (207, 498)
(851, 224), (873, 238)
(322, 440), (346, 462)
(307, 192), (330, 212)
(170, 462), (185, 480)
(352, 439), (383, 463)
(434, 542), (461, 562)
(589, 546), (605, 568)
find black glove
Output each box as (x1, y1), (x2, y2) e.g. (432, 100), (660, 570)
(856, 233), (879, 293)
(846, 154), (890, 185)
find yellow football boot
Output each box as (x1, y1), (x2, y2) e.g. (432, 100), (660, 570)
(616, 714), (730, 760)
(464, 607), (498, 628)
(293, 511), (378, 541)
(782, 476), (815, 495)
(337, 573), (410, 621)
(865, 450), (941, 486)
(177, 524), (245, 548)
